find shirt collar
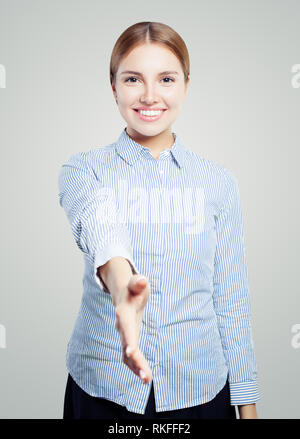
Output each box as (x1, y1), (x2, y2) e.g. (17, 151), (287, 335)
(115, 127), (186, 169)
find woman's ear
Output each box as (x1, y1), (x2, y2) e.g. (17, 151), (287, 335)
(111, 84), (118, 104)
(184, 75), (191, 96)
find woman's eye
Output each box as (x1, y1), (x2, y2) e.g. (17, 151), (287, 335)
(125, 77), (138, 83)
(124, 76), (175, 83)
(162, 77), (175, 83)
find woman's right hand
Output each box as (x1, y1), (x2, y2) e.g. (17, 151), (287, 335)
(114, 274), (152, 384)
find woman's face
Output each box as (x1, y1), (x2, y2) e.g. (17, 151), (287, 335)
(112, 43), (190, 138)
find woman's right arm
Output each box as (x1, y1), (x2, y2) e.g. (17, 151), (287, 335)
(97, 256), (134, 307)
(58, 152), (152, 382)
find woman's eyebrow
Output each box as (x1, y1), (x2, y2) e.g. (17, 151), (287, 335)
(120, 70), (179, 76)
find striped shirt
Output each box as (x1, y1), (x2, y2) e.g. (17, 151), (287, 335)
(58, 127), (260, 414)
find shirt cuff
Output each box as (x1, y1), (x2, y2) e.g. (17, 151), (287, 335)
(229, 380), (260, 405)
(93, 243), (139, 293)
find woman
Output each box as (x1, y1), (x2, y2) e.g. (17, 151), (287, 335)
(59, 21), (260, 419)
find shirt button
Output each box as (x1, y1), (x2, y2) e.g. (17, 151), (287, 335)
(154, 362), (159, 367)
(159, 170), (163, 175)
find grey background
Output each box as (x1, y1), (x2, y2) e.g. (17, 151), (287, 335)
(0, 0), (299, 419)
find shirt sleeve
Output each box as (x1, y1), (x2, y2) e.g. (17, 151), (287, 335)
(58, 151), (139, 292)
(212, 168), (260, 406)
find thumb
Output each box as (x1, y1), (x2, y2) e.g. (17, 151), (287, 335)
(128, 275), (147, 295)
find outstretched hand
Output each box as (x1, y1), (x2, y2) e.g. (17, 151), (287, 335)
(114, 274), (152, 384)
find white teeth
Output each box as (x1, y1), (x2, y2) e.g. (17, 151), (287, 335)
(138, 110), (163, 116)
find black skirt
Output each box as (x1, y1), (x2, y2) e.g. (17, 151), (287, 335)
(63, 373), (237, 419)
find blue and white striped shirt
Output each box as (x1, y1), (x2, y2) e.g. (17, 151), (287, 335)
(58, 127), (260, 414)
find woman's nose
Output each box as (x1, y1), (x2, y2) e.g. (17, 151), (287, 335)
(140, 85), (158, 104)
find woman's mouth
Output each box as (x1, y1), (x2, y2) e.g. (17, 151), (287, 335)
(133, 109), (166, 122)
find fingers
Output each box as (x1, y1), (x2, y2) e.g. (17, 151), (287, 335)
(114, 275), (152, 384)
(123, 345), (152, 384)
(116, 309), (152, 383)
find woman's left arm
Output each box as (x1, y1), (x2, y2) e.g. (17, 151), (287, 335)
(212, 168), (260, 414)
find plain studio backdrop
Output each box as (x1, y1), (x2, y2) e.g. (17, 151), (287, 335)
(0, 0), (299, 419)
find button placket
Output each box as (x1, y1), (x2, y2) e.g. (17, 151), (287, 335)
(158, 158), (166, 177)
(157, 149), (170, 177)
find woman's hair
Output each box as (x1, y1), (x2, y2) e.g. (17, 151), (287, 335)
(110, 22), (190, 87)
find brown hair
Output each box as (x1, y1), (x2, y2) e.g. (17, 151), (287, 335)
(110, 22), (190, 87)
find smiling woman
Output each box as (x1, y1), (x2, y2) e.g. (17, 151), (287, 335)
(109, 22), (190, 156)
(59, 21), (260, 420)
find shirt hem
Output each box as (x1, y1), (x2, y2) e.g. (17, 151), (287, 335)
(68, 367), (229, 415)
(138, 375), (228, 414)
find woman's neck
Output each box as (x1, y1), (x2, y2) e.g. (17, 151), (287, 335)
(126, 127), (175, 160)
